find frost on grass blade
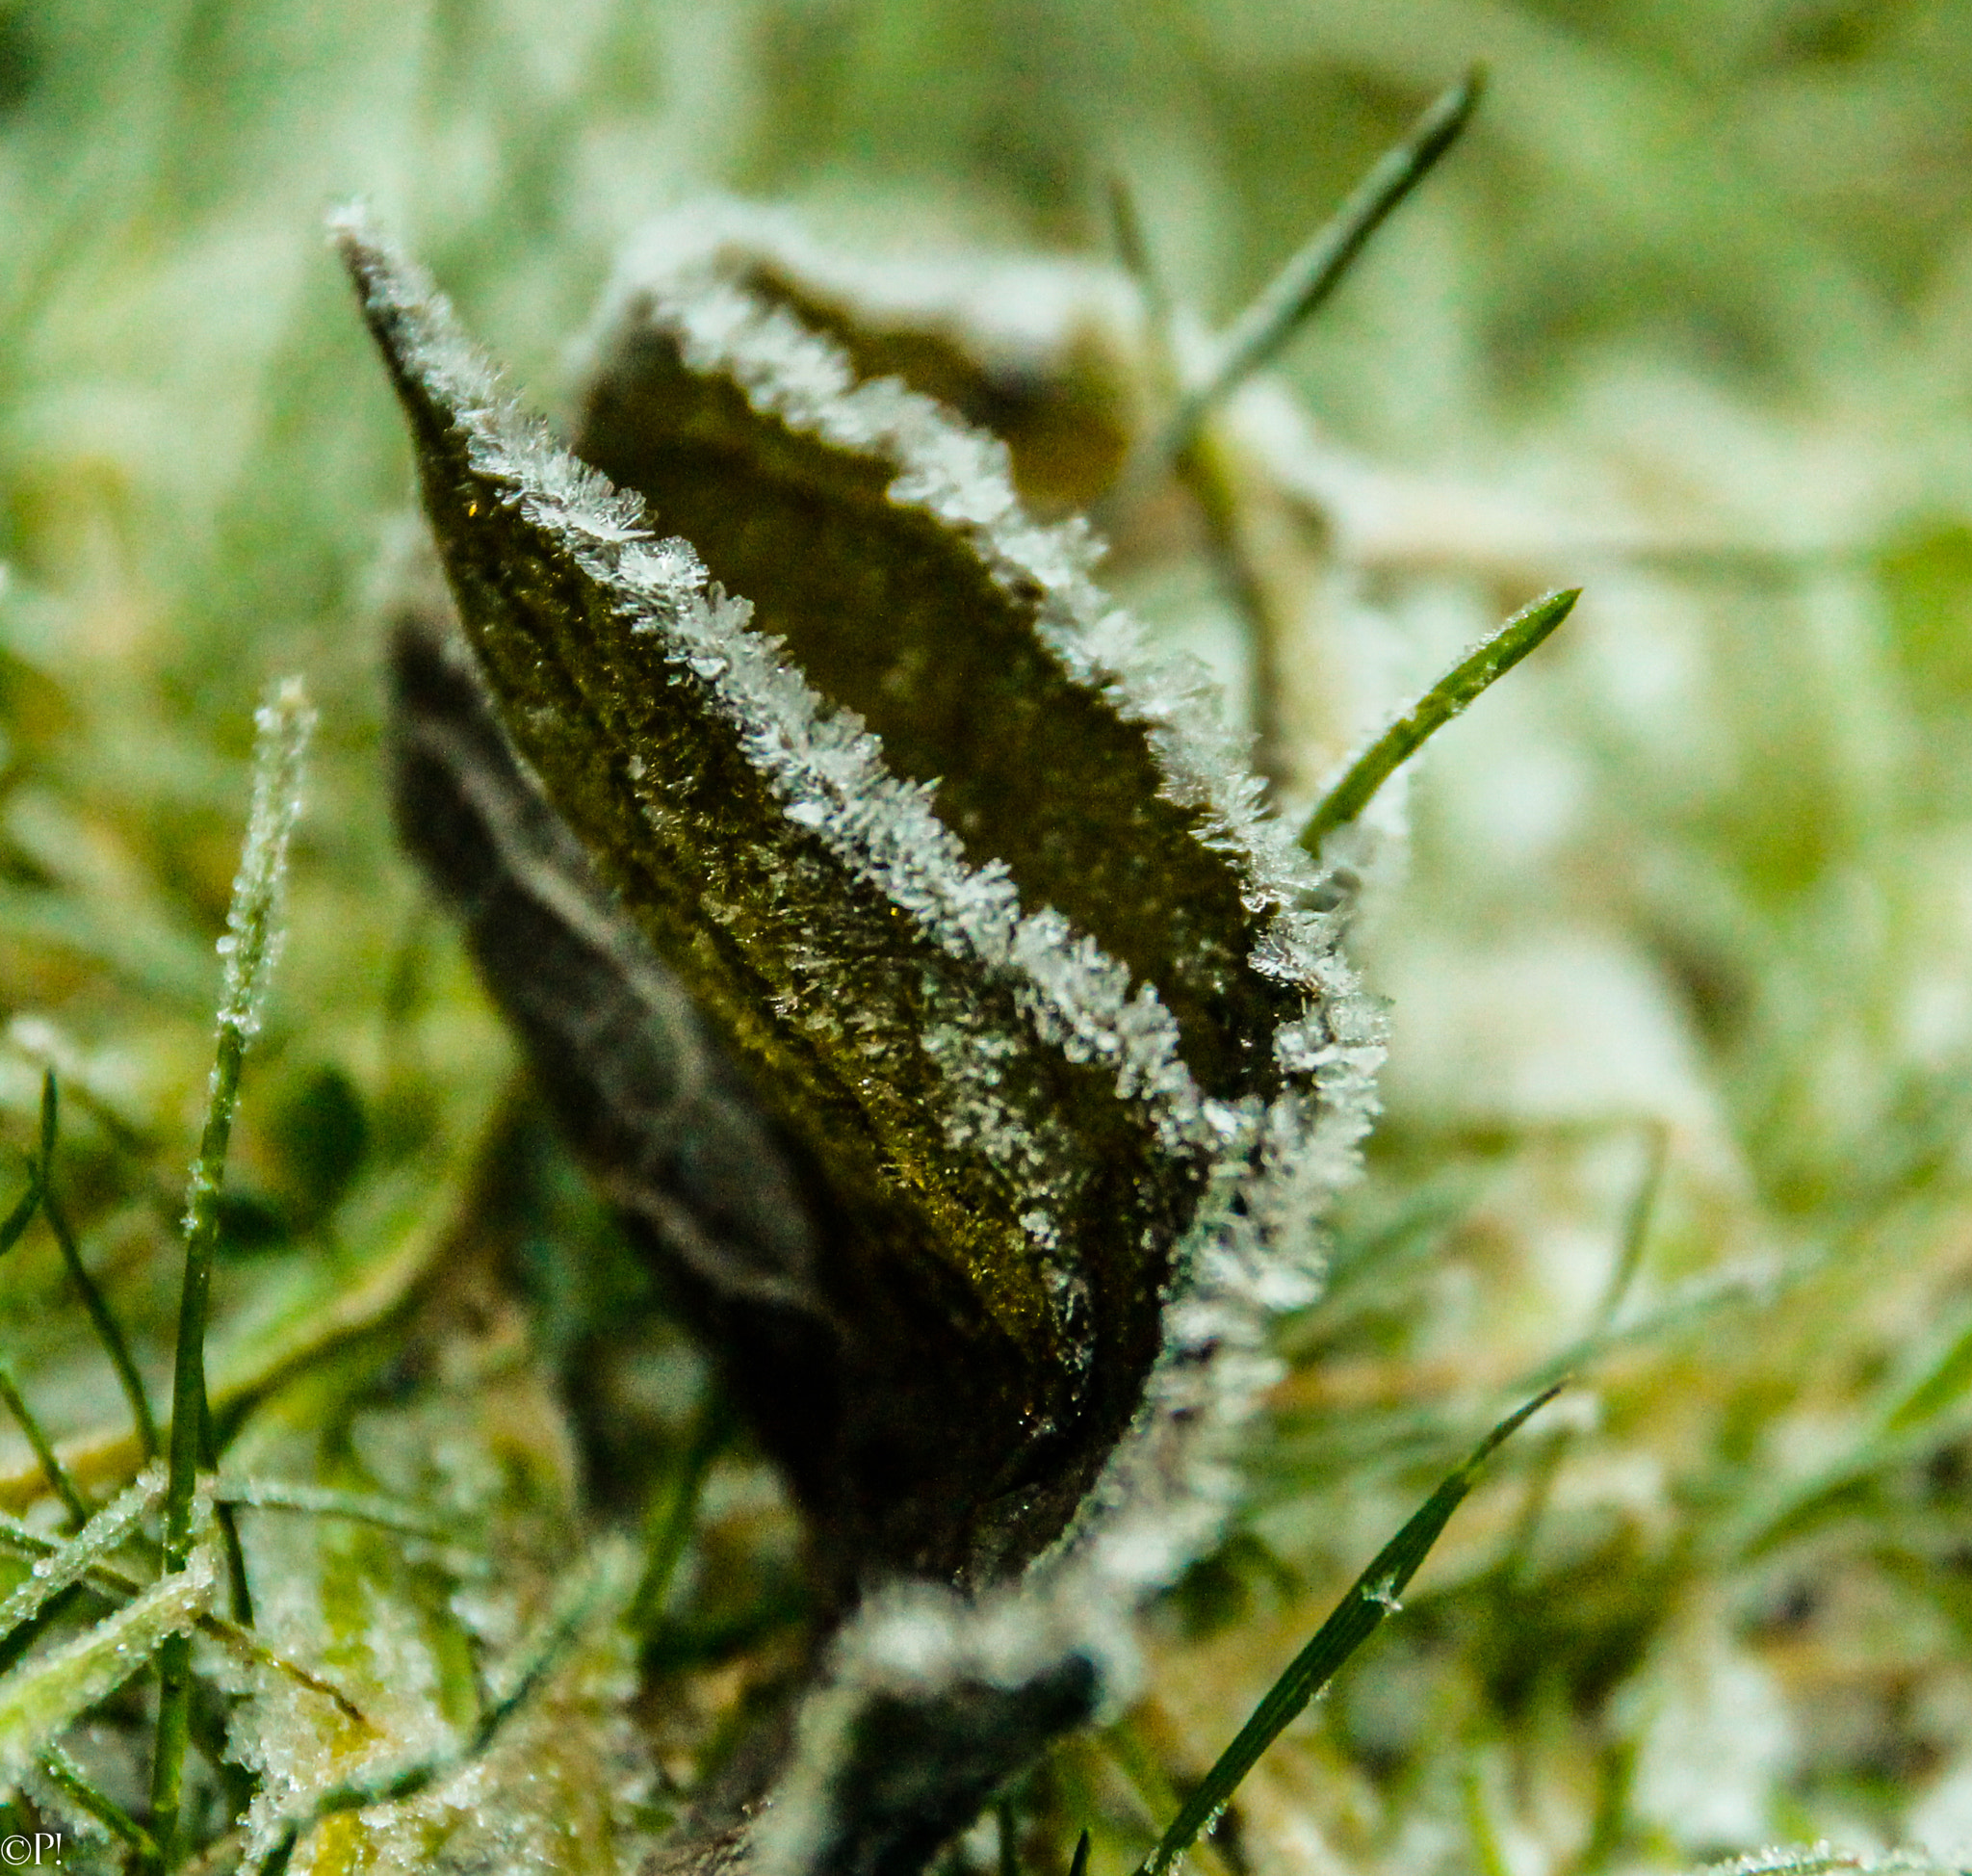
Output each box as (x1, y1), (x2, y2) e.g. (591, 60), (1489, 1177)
(0, 1541), (213, 1797)
(341, 206), (1383, 1876)
(0, 1463), (164, 1647)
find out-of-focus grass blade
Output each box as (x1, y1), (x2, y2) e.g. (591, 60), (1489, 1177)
(1155, 67), (1484, 468)
(1300, 589), (1580, 857)
(39, 1743), (159, 1861)
(629, 1392), (729, 1644)
(1131, 1385), (1564, 1876)
(0, 1178), (37, 1262)
(37, 1073), (160, 1460)
(214, 1477), (478, 1553)
(1105, 175), (1177, 363)
(0, 1468), (162, 1649)
(0, 1363), (86, 1531)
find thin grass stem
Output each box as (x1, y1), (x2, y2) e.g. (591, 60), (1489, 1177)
(1184, 439), (1293, 789)
(1155, 67), (1483, 469)
(216, 1498), (253, 1626)
(1105, 175), (1179, 387)
(40, 1742), (161, 1861)
(1132, 1385), (1564, 1876)
(1106, 175), (1295, 786)
(41, 1184), (159, 1460)
(1069, 1830), (1092, 1876)
(1504, 1122), (1666, 1590)
(0, 1177), (38, 1260)
(37, 1075), (160, 1460)
(148, 678), (313, 1872)
(0, 1361), (87, 1530)
(216, 1477), (484, 1557)
(1299, 588), (1580, 857)
(1596, 1121), (1669, 1333)
(630, 1390), (730, 1641)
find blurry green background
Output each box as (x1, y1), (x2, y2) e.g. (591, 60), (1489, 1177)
(11, 3), (1972, 1872)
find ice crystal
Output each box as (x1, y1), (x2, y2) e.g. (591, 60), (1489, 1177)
(0, 1540), (214, 1796)
(214, 679), (315, 1046)
(0, 1463), (164, 1645)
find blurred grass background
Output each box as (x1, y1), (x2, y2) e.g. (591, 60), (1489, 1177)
(10, 2), (1972, 1872)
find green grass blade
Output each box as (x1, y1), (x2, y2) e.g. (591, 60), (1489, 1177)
(1105, 171), (1290, 784)
(1503, 1124), (1665, 1588)
(1299, 589), (1581, 858)
(1157, 67), (1483, 466)
(216, 1498), (253, 1625)
(0, 1361), (88, 1530)
(1069, 1830), (1092, 1876)
(0, 1175), (37, 1262)
(0, 1588), (86, 1681)
(38, 1074), (160, 1462)
(1105, 172), (1181, 400)
(39, 1742), (161, 1860)
(629, 1391), (730, 1642)
(1106, 176), (1173, 337)
(1132, 1385), (1564, 1876)
(1595, 1120), (1669, 1335)
(149, 678), (313, 1870)
(0, 1553), (213, 1798)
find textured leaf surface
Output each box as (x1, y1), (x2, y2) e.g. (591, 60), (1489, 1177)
(343, 212), (1379, 1596)
(586, 208), (1143, 518)
(341, 205), (1389, 1876)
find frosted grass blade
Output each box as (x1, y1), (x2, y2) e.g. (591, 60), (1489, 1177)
(0, 1466), (163, 1647)
(38, 1743), (159, 1859)
(0, 1548), (213, 1797)
(1300, 588), (1580, 857)
(151, 678), (313, 1868)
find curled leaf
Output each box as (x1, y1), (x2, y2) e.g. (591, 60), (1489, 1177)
(342, 204), (1383, 1876)
(588, 204), (1145, 515)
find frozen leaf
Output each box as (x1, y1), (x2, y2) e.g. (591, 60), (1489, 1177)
(389, 608), (825, 1326)
(592, 204), (1144, 516)
(341, 205), (1383, 1876)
